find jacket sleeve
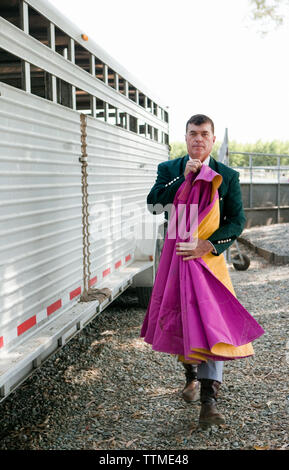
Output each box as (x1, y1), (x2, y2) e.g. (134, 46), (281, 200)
(147, 162), (185, 214)
(207, 172), (246, 255)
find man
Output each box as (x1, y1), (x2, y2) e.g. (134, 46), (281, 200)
(146, 114), (246, 427)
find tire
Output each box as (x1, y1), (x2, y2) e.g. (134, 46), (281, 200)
(232, 254), (250, 271)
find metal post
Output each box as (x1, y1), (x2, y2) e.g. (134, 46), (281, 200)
(91, 96), (96, 118)
(20, 1), (31, 93)
(90, 54), (95, 76)
(69, 38), (75, 63)
(249, 154), (253, 208)
(90, 55), (96, 116)
(124, 80), (129, 97)
(115, 73), (119, 92)
(21, 61), (31, 93)
(277, 156), (281, 223)
(21, 1), (29, 33)
(68, 38), (76, 109)
(116, 108), (120, 126)
(104, 102), (108, 122)
(49, 23), (57, 103)
(104, 64), (108, 85)
(49, 22), (55, 49)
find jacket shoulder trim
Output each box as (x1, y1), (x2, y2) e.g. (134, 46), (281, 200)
(213, 159), (240, 179)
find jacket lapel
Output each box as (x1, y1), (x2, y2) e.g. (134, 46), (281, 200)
(209, 156), (226, 198)
(208, 155), (216, 171)
(182, 154), (190, 173)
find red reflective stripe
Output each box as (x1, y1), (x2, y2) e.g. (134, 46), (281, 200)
(47, 299), (62, 316)
(0, 336), (3, 348)
(103, 268), (110, 277)
(89, 277), (97, 287)
(17, 316), (36, 336)
(115, 260), (122, 269)
(125, 254), (131, 262)
(70, 287), (81, 300)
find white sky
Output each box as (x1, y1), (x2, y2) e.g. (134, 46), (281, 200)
(48, 0), (289, 144)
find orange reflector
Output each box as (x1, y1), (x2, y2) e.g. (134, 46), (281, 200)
(149, 255), (153, 261)
(81, 34), (88, 41)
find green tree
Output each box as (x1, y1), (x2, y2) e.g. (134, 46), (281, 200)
(169, 142), (187, 160)
(249, 0), (289, 34)
(169, 139), (289, 166)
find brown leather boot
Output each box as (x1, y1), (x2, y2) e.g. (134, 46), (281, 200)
(182, 363), (200, 403)
(199, 379), (225, 428)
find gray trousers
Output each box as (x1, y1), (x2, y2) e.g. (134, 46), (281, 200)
(196, 360), (223, 383)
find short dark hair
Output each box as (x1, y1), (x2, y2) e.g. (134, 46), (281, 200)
(186, 114), (214, 134)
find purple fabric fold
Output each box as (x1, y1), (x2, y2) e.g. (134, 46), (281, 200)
(140, 165), (264, 361)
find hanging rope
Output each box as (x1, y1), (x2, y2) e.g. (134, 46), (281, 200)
(79, 113), (112, 304)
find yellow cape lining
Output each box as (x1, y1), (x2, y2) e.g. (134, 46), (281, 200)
(178, 173), (254, 364)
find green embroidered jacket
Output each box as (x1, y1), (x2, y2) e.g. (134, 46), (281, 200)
(146, 154), (246, 256)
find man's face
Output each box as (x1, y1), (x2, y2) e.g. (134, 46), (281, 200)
(185, 122), (216, 162)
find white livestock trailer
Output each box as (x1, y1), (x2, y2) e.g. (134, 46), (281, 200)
(0, 0), (169, 401)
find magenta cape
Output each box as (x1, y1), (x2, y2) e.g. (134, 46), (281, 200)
(140, 165), (264, 363)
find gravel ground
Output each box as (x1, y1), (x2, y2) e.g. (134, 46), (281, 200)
(241, 223), (289, 257)
(0, 245), (288, 451)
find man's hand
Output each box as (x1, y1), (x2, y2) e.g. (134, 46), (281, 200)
(176, 239), (213, 260)
(184, 159), (202, 178)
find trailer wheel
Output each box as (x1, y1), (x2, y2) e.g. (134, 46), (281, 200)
(232, 254), (250, 271)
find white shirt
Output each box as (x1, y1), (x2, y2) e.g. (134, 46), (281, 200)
(189, 155), (211, 166)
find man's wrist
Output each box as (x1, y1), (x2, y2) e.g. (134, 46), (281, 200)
(207, 240), (217, 254)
